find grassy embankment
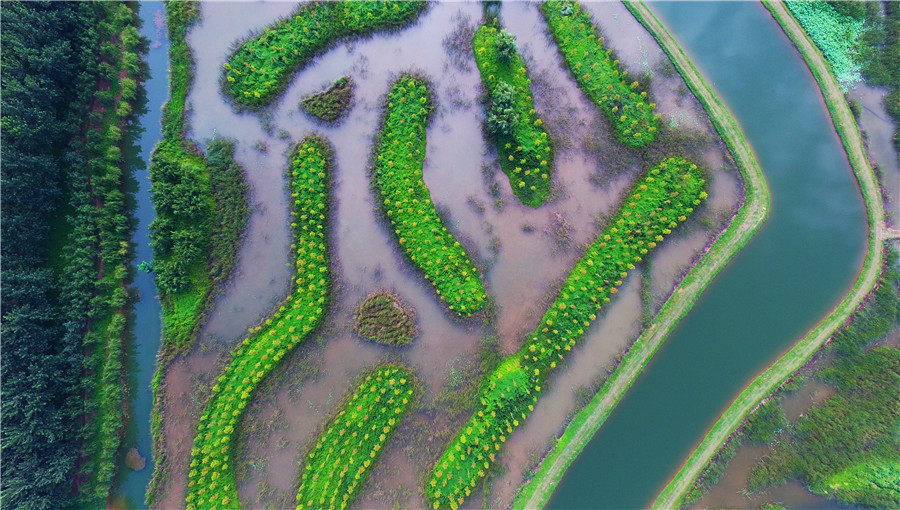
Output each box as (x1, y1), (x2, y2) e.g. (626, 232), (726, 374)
(296, 364), (417, 509)
(472, 23), (554, 207)
(512, 2), (772, 507)
(352, 291), (417, 346)
(371, 75), (487, 316)
(300, 76), (354, 122)
(147, 2), (249, 505)
(542, 0), (658, 148)
(184, 135), (332, 510)
(428, 156), (707, 509)
(651, 2), (891, 507)
(222, 1), (426, 108)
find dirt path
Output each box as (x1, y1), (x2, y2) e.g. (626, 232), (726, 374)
(511, 2), (772, 507)
(651, 2), (890, 508)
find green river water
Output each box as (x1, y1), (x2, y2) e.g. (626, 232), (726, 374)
(548, 2), (867, 508)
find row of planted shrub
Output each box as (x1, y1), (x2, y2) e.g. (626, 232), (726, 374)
(296, 364), (416, 509)
(223, 1), (426, 107)
(426, 156), (707, 509)
(473, 24), (554, 207)
(185, 136), (333, 510)
(372, 75), (487, 316)
(542, 0), (658, 147)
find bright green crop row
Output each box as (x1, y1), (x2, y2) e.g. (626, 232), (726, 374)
(542, 0), (658, 147)
(223, 1), (426, 107)
(473, 24), (554, 207)
(296, 364), (416, 510)
(372, 75), (487, 316)
(185, 136), (333, 510)
(426, 157), (706, 509)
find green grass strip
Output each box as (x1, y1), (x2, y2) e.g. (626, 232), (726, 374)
(372, 74), (487, 316)
(185, 135), (332, 510)
(426, 156), (706, 509)
(542, 0), (658, 148)
(472, 24), (554, 207)
(823, 457), (900, 507)
(296, 364), (416, 510)
(223, 1), (426, 107)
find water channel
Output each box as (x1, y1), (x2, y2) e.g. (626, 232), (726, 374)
(548, 2), (867, 508)
(110, 2), (166, 508)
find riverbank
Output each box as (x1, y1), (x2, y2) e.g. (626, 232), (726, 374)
(510, 1), (771, 506)
(651, 1), (890, 507)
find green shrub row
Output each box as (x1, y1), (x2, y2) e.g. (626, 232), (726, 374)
(473, 24), (554, 207)
(300, 75), (354, 122)
(372, 75), (487, 316)
(541, 0), (658, 147)
(296, 364), (416, 509)
(223, 1), (426, 107)
(426, 156), (706, 509)
(185, 135), (333, 510)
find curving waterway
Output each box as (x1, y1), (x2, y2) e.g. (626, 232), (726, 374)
(548, 2), (867, 508)
(110, 2), (166, 508)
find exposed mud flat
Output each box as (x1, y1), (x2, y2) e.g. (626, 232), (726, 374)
(153, 1), (743, 508)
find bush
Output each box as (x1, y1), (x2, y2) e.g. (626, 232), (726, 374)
(352, 291), (416, 345)
(372, 75), (487, 316)
(426, 157), (707, 509)
(296, 364), (416, 509)
(223, 1), (426, 107)
(473, 25), (554, 207)
(185, 135), (333, 510)
(300, 75), (354, 122)
(542, 1), (658, 147)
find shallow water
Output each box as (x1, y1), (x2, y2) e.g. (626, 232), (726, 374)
(849, 83), (900, 226)
(153, 1), (740, 508)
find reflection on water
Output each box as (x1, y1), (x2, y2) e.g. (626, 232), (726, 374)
(153, 1), (741, 508)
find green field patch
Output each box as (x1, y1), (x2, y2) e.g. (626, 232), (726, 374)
(823, 458), (900, 508)
(372, 75), (487, 316)
(296, 364), (416, 509)
(473, 24), (554, 207)
(223, 1), (426, 107)
(785, 1), (866, 90)
(542, 0), (658, 147)
(353, 291), (416, 345)
(426, 157), (706, 509)
(300, 75), (354, 122)
(185, 135), (332, 510)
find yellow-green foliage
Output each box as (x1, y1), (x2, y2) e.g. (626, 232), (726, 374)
(542, 0), (658, 147)
(823, 458), (900, 507)
(373, 75), (487, 316)
(185, 135), (332, 510)
(473, 24), (554, 207)
(224, 1), (426, 107)
(426, 157), (706, 509)
(296, 364), (416, 509)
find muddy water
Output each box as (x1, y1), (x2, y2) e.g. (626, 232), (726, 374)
(849, 83), (900, 226)
(155, 1), (740, 508)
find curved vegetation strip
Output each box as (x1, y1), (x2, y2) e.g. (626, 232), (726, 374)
(353, 291), (416, 346)
(185, 135), (332, 510)
(473, 24), (554, 207)
(223, 1), (426, 108)
(513, 2), (773, 507)
(372, 75), (487, 316)
(652, 2), (889, 507)
(542, 0), (658, 147)
(296, 364), (416, 509)
(427, 157), (706, 509)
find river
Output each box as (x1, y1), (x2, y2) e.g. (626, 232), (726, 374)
(109, 2), (167, 508)
(548, 2), (867, 508)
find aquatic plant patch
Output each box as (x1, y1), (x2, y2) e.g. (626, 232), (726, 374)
(185, 135), (332, 510)
(426, 156), (706, 509)
(542, 0), (658, 147)
(473, 24), (554, 207)
(296, 364), (416, 509)
(223, 1), (426, 107)
(785, 0), (865, 90)
(300, 75), (354, 122)
(353, 291), (416, 345)
(372, 75), (487, 316)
